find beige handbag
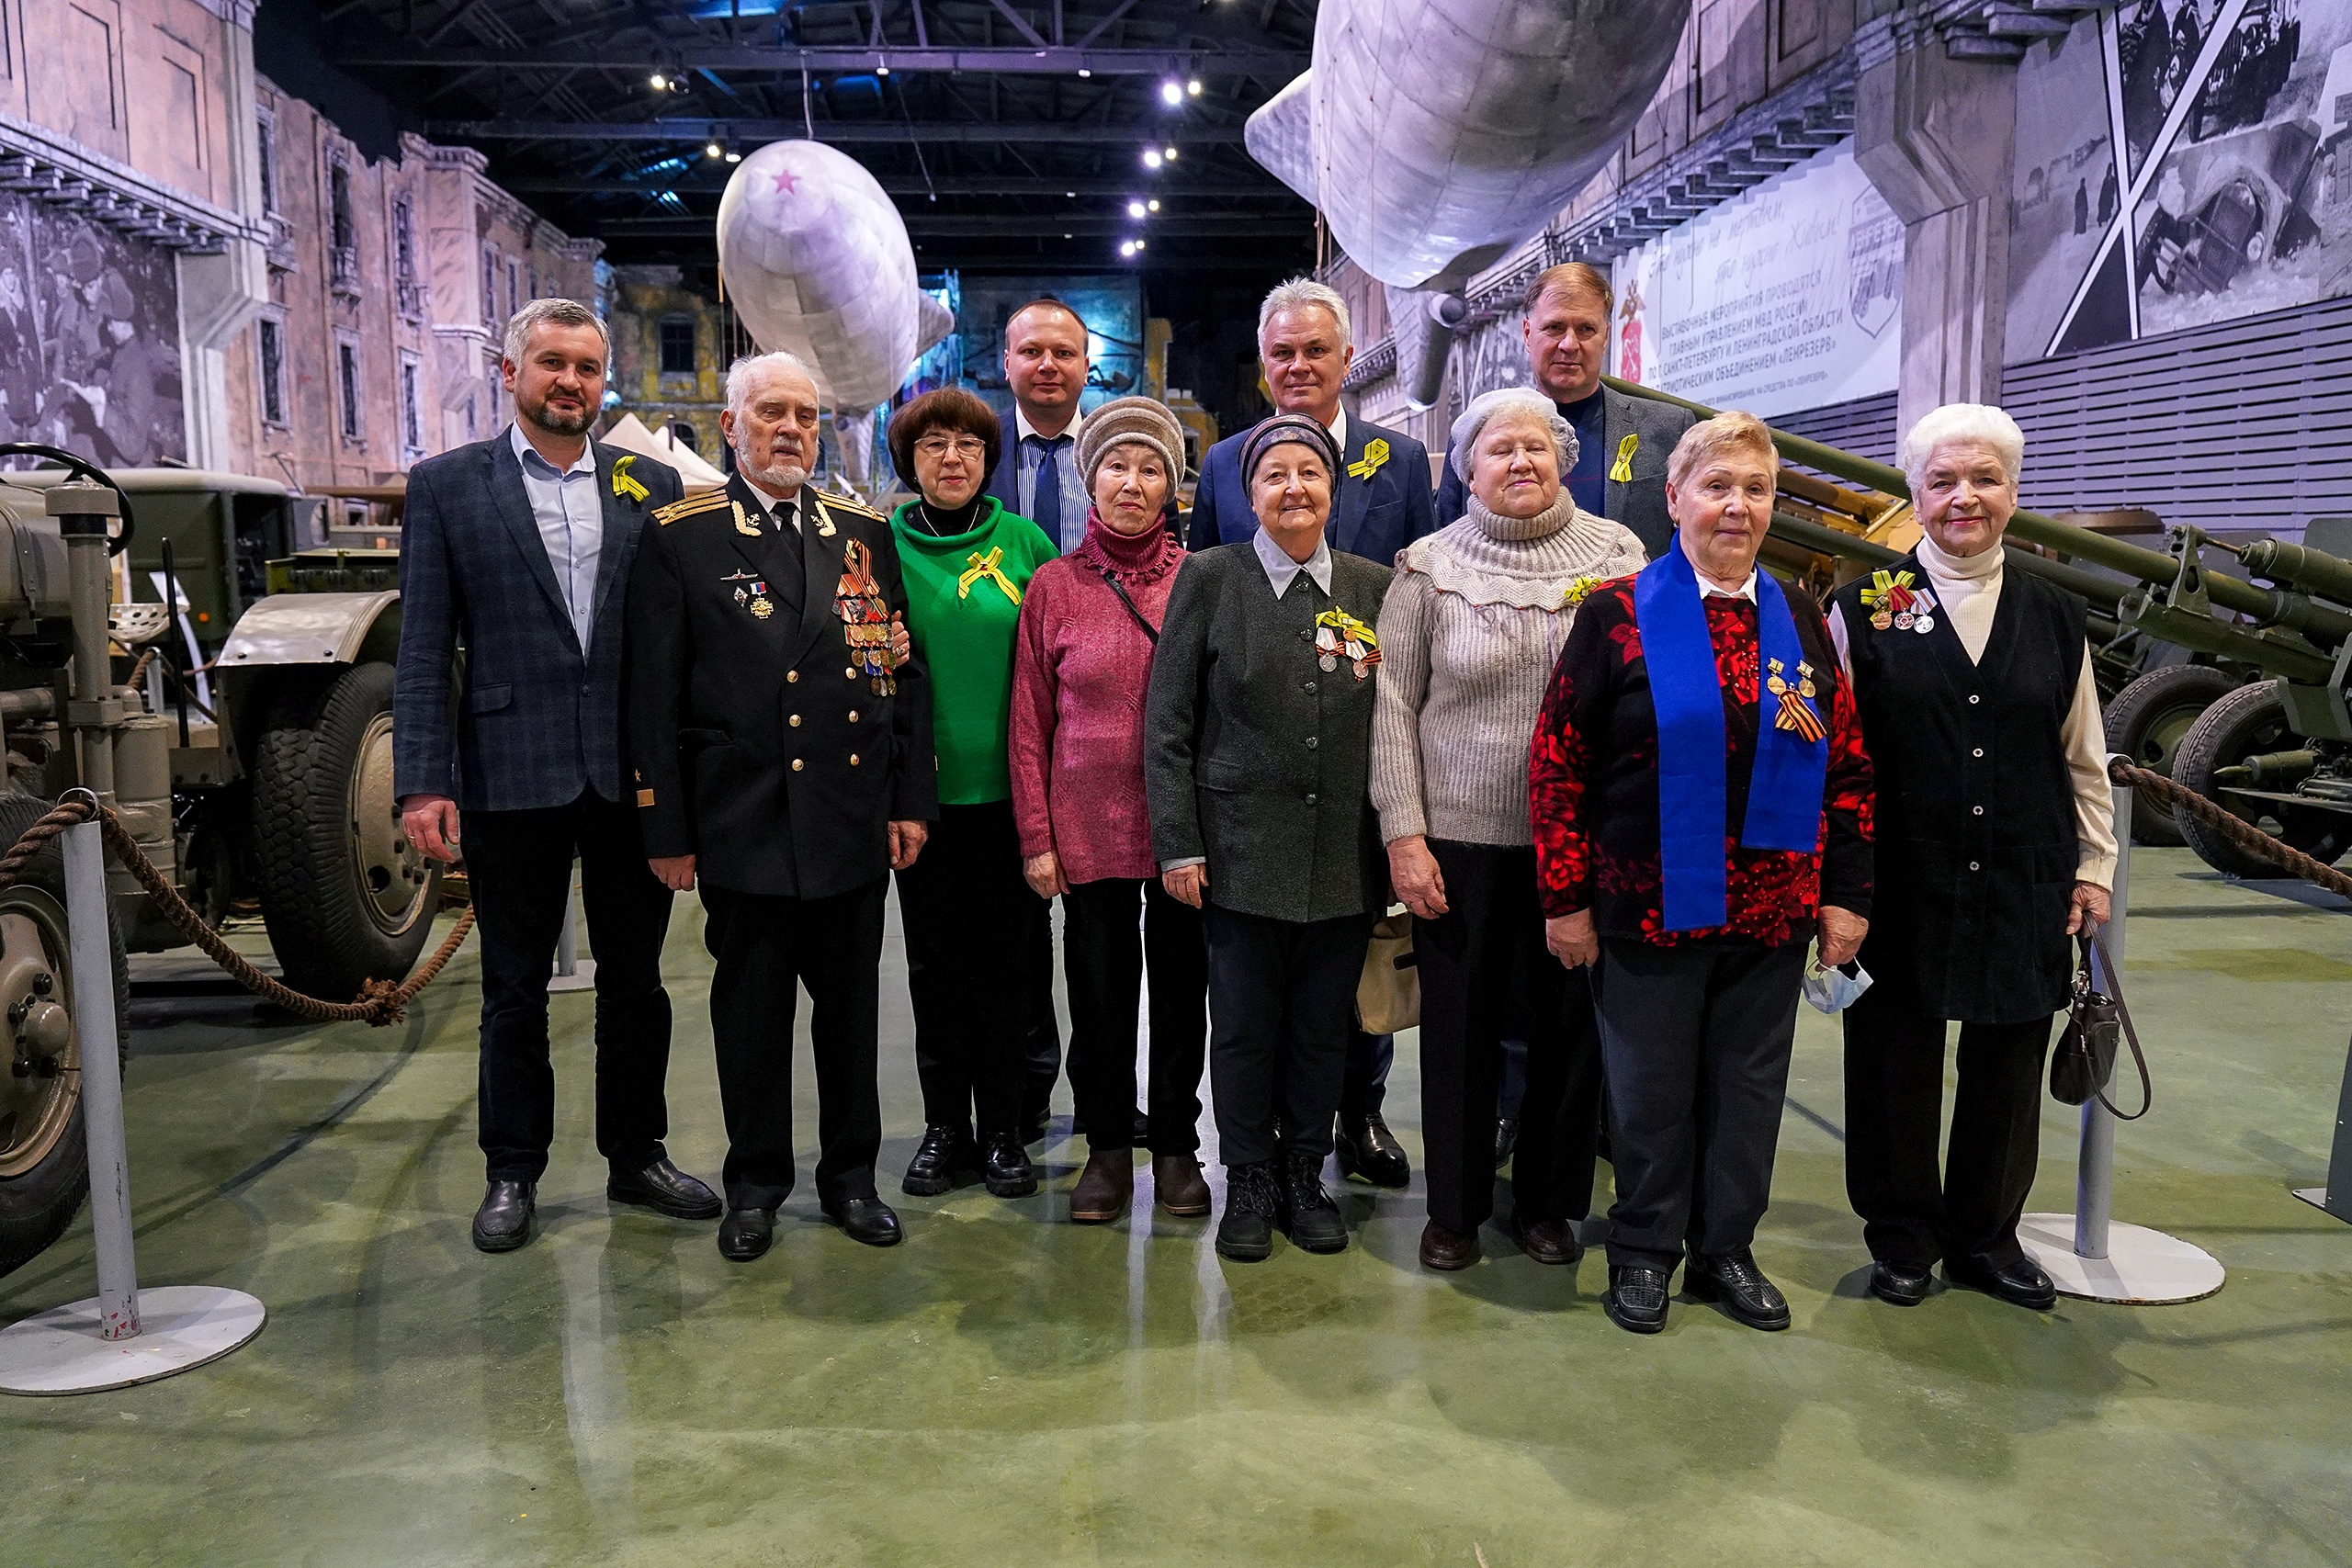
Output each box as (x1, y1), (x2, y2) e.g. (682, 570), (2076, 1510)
(1354, 909), (1419, 1033)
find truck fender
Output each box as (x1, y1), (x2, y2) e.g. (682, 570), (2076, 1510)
(216, 590), (402, 671)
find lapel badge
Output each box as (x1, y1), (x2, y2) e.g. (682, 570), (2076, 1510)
(811, 497), (838, 538)
(1609, 434), (1638, 484)
(731, 500), (761, 537)
(610, 454), (650, 503)
(1766, 658), (1827, 743)
(1344, 437), (1391, 482)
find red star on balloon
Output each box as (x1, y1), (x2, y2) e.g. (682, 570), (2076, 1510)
(770, 168), (800, 196)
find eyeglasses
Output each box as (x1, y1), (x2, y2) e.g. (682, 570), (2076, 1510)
(915, 435), (988, 460)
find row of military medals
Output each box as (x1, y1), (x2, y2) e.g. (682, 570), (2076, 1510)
(1860, 569), (1937, 634)
(837, 540), (899, 696)
(1314, 608), (1381, 681)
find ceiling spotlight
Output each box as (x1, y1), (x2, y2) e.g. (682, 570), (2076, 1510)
(1065, 190), (1077, 197)
(706, 141), (723, 158)
(876, 62), (890, 76)
(1148, 198), (1160, 212)
(724, 142), (741, 163)
(1142, 149), (1163, 170)
(1186, 79), (1203, 96)
(1160, 80), (1184, 107)
(1136, 239), (1146, 250)
(650, 73), (668, 90)
(1128, 199), (1147, 219)
(1163, 146), (1179, 161)
(1078, 67), (1091, 79)
(1120, 240), (1137, 257)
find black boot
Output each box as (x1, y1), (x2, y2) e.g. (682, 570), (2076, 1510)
(901, 1123), (975, 1196)
(1216, 1160), (1283, 1262)
(980, 1131), (1038, 1198)
(1283, 1148), (1349, 1254)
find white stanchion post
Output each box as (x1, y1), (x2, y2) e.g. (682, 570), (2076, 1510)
(0, 807), (267, 1394)
(548, 863), (595, 994)
(2018, 757), (2225, 1304)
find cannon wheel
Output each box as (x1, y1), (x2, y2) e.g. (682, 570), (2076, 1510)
(2173, 680), (2352, 879)
(2104, 663), (2242, 846)
(252, 661), (442, 1001)
(0, 791), (130, 1280)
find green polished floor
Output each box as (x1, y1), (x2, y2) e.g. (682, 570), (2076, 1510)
(5, 848), (2349, 1566)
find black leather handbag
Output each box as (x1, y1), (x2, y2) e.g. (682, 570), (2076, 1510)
(2049, 929), (2151, 1120)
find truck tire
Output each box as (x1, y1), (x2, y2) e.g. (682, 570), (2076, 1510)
(0, 790), (130, 1280)
(2173, 680), (2352, 879)
(2104, 663), (2241, 846)
(252, 660), (442, 1001)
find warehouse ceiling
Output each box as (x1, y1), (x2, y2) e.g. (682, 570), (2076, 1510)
(314, 0), (1322, 299)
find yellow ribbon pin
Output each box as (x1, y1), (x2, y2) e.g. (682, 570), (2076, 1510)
(1608, 434), (1638, 484)
(957, 547), (1023, 604)
(1346, 437), (1391, 481)
(611, 454), (650, 503)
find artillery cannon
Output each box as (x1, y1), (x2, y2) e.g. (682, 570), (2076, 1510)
(1604, 377), (2352, 879)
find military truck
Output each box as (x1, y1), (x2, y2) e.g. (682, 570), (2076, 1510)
(0, 453), (438, 1277)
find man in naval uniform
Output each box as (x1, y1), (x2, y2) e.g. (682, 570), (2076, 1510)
(628, 349), (936, 1261)
(1184, 276), (1437, 1193)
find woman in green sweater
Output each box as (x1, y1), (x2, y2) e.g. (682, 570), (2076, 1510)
(886, 388), (1061, 1201)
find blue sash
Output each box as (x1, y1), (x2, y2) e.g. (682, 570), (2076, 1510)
(1631, 540), (1830, 931)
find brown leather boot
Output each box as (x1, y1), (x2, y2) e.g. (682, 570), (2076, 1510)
(1069, 1147), (1133, 1224)
(1152, 1154), (1212, 1216)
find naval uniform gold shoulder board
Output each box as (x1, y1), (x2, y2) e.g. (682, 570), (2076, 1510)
(651, 491), (729, 526)
(817, 491), (886, 523)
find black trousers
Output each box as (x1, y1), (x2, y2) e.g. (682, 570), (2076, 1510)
(1023, 905), (1064, 1121)
(464, 790), (675, 1183)
(1062, 876), (1208, 1155)
(1340, 1028), (1393, 1120)
(1204, 903), (1374, 1168)
(702, 876), (887, 1210)
(1417, 841), (1602, 1235)
(1842, 987), (2055, 1269)
(1593, 937), (1807, 1271)
(894, 799), (1041, 1139)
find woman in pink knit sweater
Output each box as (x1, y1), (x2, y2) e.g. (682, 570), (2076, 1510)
(1009, 397), (1210, 1225)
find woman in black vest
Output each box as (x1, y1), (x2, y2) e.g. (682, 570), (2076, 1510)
(1827, 403), (2118, 1312)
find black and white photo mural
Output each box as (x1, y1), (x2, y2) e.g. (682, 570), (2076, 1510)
(0, 189), (186, 468)
(2010, 0), (2352, 360)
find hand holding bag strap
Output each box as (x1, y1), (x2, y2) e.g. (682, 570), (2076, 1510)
(2087, 927), (2153, 1122)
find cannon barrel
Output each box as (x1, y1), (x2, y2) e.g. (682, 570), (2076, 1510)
(2238, 538), (2352, 609)
(1603, 376), (2351, 681)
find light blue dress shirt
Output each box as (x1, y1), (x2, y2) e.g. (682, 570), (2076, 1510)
(1012, 407), (1093, 553)
(509, 422), (603, 654)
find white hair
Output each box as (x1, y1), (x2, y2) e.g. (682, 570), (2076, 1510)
(1448, 387), (1578, 483)
(724, 350), (820, 416)
(503, 298), (609, 367)
(1898, 402), (2024, 494)
(1258, 276), (1351, 348)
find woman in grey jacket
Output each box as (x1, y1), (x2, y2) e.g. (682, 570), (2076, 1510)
(1145, 414), (1393, 1262)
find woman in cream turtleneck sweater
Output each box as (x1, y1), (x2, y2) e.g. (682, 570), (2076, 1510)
(1370, 387), (1646, 1274)
(1826, 403), (2117, 1314)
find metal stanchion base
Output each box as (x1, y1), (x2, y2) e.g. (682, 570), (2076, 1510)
(547, 959), (597, 994)
(2292, 1187), (2350, 1224)
(2017, 1213), (2225, 1304)
(0, 1285), (266, 1394)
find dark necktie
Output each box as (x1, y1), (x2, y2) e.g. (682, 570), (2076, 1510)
(766, 492), (805, 612)
(1027, 433), (1070, 544)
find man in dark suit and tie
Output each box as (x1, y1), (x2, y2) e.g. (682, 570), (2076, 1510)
(1184, 276), (1439, 1192)
(628, 350), (937, 1261)
(395, 298), (721, 1254)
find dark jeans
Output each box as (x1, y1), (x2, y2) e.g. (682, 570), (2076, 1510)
(702, 876), (888, 1210)
(893, 799), (1042, 1139)
(1592, 937), (1807, 1272)
(1062, 876), (1208, 1155)
(1417, 840), (1602, 1235)
(1842, 987), (2055, 1269)
(1204, 903), (1374, 1168)
(463, 790), (674, 1183)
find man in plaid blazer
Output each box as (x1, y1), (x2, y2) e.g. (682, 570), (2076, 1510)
(394, 298), (722, 1254)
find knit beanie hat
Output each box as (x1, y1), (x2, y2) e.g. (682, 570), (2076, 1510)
(1241, 412), (1343, 488)
(1076, 396), (1187, 490)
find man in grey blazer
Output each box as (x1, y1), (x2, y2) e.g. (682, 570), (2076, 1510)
(1433, 263), (1694, 557)
(395, 298), (721, 1254)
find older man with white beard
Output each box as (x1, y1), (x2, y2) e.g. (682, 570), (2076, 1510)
(627, 350), (938, 1261)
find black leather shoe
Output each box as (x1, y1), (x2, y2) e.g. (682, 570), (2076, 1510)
(1495, 1117), (1520, 1165)
(980, 1132), (1039, 1197)
(1870, 1259), (1935, 1307)
(471, 1179), (536, 1253)
(902, 1124), (975, 1196)
(717, 1207), (775, 1261)
(1946, 1254), (2058, 1310)
(1511, 1216), (1583, 1267)
(822, 1195), (904, 1247)
(1216, 1161), (1283, 1262)
(607, 1156), (723, 1220)
(1605, 1264), (1671, 1333)
(1419, 1218), (1478, 1270)
(1684, 1248), (1792, 1331)
(1283, 1150), (1349, 1254)
(1334, 1113), (1410, 1190)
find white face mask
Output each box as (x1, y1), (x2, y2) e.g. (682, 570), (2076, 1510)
(1804, 948), (1874, 1014)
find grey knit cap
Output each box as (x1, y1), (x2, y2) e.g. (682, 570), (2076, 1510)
(1241, 412), (1343, 488)
(1076, 396), (1187, 490)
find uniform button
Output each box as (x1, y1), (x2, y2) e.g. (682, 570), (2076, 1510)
(1967, 694), (1979, 705)
(1305, 736), (1318, 750)
(1972, 748), (1984, 758)
(850, 753), (861, 766)
(1973, 806), (1984, 816)
(1306, 792), (1318, 805)
(789, 714), (802, 727)
(791, 759), (805, 772)
(848, 710), (860, 723)
(786, 670), (799, 683)
(1298, 629), (1312, 641)
(1969, 861), (1980, 871)
(1304, 681), (1317, 693)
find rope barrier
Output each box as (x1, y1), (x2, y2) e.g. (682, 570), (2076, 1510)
(0, 795), (473, 1027)
(2109, 758), (2352, 901)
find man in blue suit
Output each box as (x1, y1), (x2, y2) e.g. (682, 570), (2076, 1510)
(395, 298), (721, 1254)
(1184, 276), (1438, 1191)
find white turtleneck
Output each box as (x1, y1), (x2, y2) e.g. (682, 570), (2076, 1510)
(1828, 531), (2117, 889)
